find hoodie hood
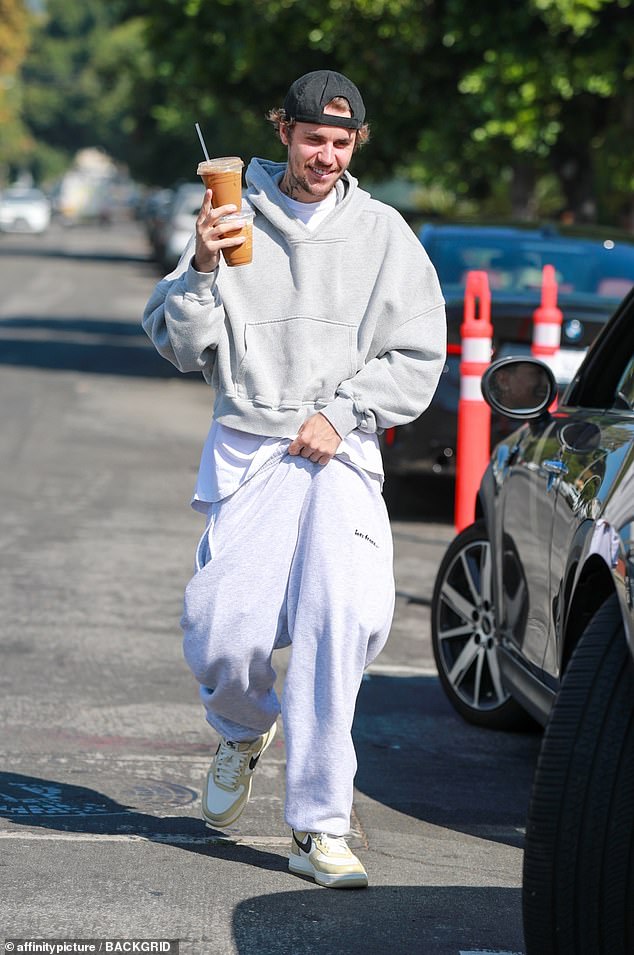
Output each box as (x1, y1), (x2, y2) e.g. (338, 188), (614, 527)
(245, 157), (370, 242)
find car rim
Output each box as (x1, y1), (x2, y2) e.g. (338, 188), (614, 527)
(436, 537), (509, 712)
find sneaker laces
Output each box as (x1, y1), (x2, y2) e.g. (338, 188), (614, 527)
(313, 833), (349, 853)
(214, 742), (248, 788)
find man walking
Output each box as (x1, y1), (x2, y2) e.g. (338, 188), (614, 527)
(143, 70), (446, 888)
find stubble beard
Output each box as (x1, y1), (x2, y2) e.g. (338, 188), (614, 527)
(281, 162), (343, 203)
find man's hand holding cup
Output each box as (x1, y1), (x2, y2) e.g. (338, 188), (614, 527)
(195, 156), (253, 270)
(193, 190), (246, 273)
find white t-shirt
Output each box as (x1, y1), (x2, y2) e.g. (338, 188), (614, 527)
(191, 183), (383, 510)
(192, 421), (383, 510)
(279, 189), (337, 229)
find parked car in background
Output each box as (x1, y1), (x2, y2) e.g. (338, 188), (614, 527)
(149, 183), (204, 272)
(141, 188), (173, 262)
(431, 287), (634, 954)
(381, 223), (634, 478)
(0, 186), (51, 234)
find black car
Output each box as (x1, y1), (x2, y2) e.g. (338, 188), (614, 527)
(431, 287), (634, 954)
(382, 223), (634, 477)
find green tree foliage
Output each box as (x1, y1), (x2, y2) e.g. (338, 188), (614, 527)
(0, 0), (31, 177)
(18, 0), (130, 180)
(130, 0), (633, 223)
(16, 0), (196, 186)
(446, 0), (634, 222)
(134, 0), (438, 179)
(11, 0), (634, 224)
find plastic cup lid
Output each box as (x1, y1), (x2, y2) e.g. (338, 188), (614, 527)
(197, 157), (244, 173)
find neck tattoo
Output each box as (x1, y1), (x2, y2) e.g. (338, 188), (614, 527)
(280, 172), (304, 201)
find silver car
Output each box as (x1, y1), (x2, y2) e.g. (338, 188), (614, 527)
(0, 187), (52, 234)
(157, 183), (204, 271)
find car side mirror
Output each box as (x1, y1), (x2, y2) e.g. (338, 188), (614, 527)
(481, 357), (557, 420)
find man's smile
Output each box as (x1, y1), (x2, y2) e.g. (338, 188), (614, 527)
(308, 165), (336, 179)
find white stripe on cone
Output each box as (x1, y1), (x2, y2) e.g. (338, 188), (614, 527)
(532, 323), (561, 348)
(461, 338), (493, 362)
(460, 376), (486, 401)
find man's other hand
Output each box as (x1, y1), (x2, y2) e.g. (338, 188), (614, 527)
(288, 413), (342, 465)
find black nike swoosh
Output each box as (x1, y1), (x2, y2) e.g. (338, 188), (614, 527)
(293, 832), (312, 853)
(249, 753), (261, 770)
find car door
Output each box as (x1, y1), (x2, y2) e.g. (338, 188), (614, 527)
(493, 417), (562, 669)
(498, 292), (634, 673)
(543, 358), (634, 678)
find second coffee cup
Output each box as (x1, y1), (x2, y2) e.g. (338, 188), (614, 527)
(218, 209), (254, 267)
(197, 157), (244, 209)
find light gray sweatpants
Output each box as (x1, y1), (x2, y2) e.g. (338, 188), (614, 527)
(181, 447), (395, 835)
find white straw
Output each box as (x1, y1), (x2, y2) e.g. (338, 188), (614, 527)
(195, 123), (210, 161)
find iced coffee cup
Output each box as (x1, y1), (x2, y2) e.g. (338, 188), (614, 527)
(218, 209), (254, 267)
(197, 157), (244, 209)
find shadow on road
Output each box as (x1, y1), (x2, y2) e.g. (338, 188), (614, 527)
(383, 473), (455, 523)
(0, 676), (540, 859)
(232, 884), (523, 955)
(0, 237), (153, 266)
(354, 674), (541, 849)
(0, 771), (285, 873)
(0, 768), (524, 950)
(0, 315), (199, 379)
(1, 671), (536, 952)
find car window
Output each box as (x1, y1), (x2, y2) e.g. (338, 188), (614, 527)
(564, 289), (634, 408)
(613, 355), (634, 410)
(2, 189), (47, 201)
(429, 235), (634, 298)
(183, 197), (203, 216)
(172, 187), (204, 217)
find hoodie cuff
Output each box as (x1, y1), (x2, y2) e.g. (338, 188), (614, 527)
(185, 258), (219, 297)
(320, 396), (365, 439)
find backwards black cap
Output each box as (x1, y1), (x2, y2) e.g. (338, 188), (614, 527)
(283, 70), (366, 130)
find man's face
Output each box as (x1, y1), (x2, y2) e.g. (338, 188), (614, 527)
(280, 109), (356, 203)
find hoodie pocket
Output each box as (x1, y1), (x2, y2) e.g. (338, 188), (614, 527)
(235, 316), (356, 410)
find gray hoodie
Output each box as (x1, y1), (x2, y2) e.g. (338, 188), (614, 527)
(142, 158), (446, 439)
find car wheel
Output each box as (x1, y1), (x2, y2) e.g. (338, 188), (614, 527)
(522, 593), (634, 955)
(431, 519), (530, 729)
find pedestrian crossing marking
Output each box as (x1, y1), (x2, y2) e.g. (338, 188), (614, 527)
(0, 830), (291, 846)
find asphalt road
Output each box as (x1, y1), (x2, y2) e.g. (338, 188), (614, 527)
(0, 220), (541, 955)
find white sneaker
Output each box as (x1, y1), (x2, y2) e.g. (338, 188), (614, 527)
(289, 829), (368, 888)
(201, 723), (277, 829)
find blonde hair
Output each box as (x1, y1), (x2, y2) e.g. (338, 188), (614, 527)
(266, 98), (370, 151)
